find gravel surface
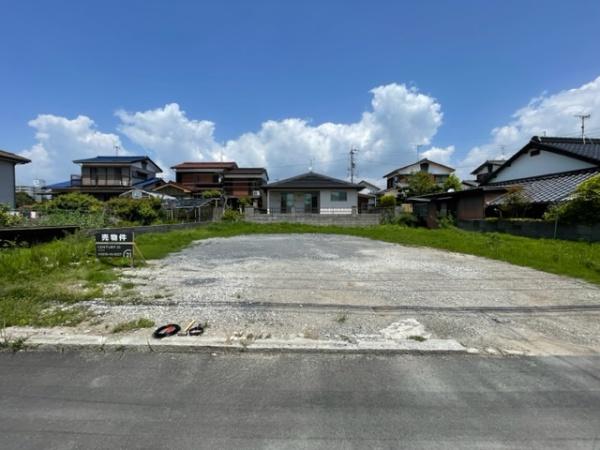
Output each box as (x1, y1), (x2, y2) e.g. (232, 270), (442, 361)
(83, 233), (600, 355)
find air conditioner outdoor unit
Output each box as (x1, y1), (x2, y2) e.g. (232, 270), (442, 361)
(252, 190), (261, 197)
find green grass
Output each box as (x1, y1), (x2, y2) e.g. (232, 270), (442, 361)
(111, 318), (155, 333)
(0, 233), (127, 327)
(1, 222), (599, 329)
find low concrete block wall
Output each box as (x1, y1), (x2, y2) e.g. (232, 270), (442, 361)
(0, 225), (80, 245)
(247, 213), (381, 227)
(457, 219), (600, 242)
(89, 221), (210, 236)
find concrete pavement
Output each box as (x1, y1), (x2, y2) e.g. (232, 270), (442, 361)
(0, 352), (599, 449)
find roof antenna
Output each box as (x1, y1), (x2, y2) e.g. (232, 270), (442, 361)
(500, 145), (506, 159)
(114, 145), (120, 157)
(575, 114), (591, 143)
(309, 158), (314, 172)
(416, 144), (424, 162)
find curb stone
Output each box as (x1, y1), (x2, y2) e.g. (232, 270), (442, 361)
(4, 331), (467, 355)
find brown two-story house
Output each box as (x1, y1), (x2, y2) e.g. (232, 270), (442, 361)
(170, 161), (268, 206)
(48, 156), (163, 200)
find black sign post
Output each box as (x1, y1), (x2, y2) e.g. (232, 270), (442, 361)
(95, 231), (135, 263)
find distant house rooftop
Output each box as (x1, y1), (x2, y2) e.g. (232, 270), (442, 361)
(171, 162), (238, 170)
(383, 158), (455, 178)
(72, 155), (162, 172)
(470, 160), (506, 175)
(264, 171), (362, 190)
(0, 149), (31, 164)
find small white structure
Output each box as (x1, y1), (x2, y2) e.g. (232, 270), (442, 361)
(119, 189), (177, 206)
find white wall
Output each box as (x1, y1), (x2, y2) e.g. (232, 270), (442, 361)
(396, 161), (453, 175)
(0, 160), (16, 208)
(492, 149), (595, 182)
(319, 189), (357, 213)
(267, 189), (358, 213)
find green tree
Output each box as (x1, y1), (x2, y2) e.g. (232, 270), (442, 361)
(499, 186), (530, 218)
(201, 189), (222, 199)
(543, 174), (600, 224)
(407, 172), (438, 197)
(105, 197), (163, 225)
(42, 192), (103, 213)
(379, 194), (397, 208)
(442, 174), (462, 192)
(15, 192), (35, 208)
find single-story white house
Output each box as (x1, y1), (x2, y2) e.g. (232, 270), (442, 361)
(262, 171), (362, 214)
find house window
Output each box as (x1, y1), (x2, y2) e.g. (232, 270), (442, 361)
(330, 191), (347, 202)
(420, 162), (430, 172)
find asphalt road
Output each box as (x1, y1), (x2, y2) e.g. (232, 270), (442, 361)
(1, 352), (599, 449)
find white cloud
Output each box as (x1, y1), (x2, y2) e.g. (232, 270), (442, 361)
(420, 145), (455, 166)
(116, 103), (221, 179)
(458, 76), (600, 178)
(17, 115), (125, 184)
(116, 83), (443, 181)
(16, 83), (444, 184)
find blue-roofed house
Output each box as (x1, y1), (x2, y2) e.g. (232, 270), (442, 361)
(48, 156), (164, 200)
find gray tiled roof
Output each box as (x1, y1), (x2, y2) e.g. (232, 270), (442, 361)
(264, 171), (362, 190)
(0, 149), (30, 164)
(532, 136), (600, 163)
(488, 168), (599, 205)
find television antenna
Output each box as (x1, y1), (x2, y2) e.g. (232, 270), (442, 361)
(575, 114), (591, 142)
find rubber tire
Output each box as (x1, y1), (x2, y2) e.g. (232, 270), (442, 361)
(152, 324), (181, 339)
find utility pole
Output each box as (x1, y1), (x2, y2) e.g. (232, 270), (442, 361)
(575, 114), (591, 141)
(348, 148), (358, 183)
(416, 144), (424, 162)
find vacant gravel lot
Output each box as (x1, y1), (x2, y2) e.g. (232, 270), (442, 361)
(90, 234), (600, 355)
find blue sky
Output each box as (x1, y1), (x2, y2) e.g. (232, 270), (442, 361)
(2, 0), (600, 184)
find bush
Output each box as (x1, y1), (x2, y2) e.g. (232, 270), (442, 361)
(202, 189), (222, 199)
(239, 196), (252, 207)
(42, 192), (103, 214)
(0, 204), (21, 227)
(437, 213), (456, 228)
(499, 186), (530, 218)
(392, 212), (419, 227)
(106, 197), (163, 225)
(36, 211), (107, 228)
(222, 209), (243, 222)
(15, 192), (35, 208)
(443, 174), (462, 192)
(543, 174), (600, 224)
(380, 211), (419, 226)
(379, 194), (397, 208)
